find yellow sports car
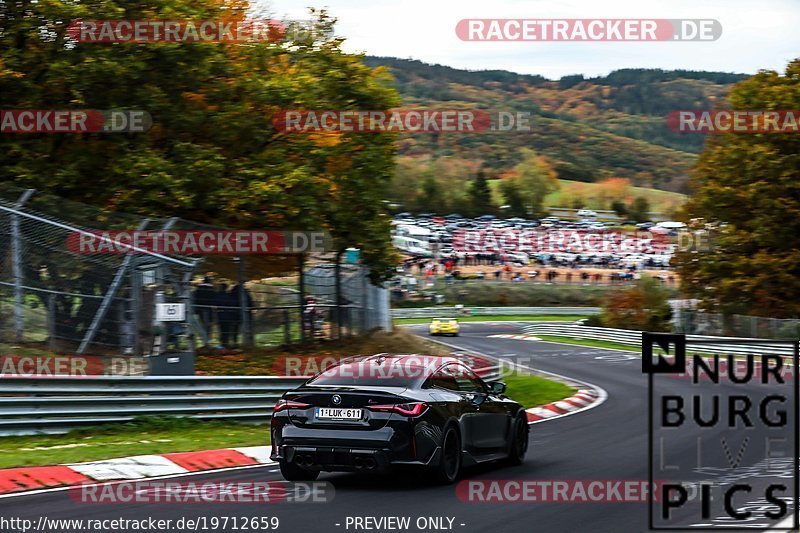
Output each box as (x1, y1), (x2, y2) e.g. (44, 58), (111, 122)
(429, 318), (459, 336)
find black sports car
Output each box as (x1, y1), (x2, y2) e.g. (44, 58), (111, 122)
(270, 354), (529, 484)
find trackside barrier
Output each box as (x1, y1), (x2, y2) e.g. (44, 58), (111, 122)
(0, 365), (501, 436)
(392, 307), (601, 319)
(524, 324), (795, 356)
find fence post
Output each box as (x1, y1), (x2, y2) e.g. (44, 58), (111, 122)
(11, 189), (34, 343)
(77, 218), (151, 354)
(130, 257), (141, 355)
(236, 256), (253, 348)
(361, 265), (368, 333)
(335, 250), (343, 340)
(47, 293), (56, 352)
(298, 253), (306, 343)
(283, 309), (290, 344)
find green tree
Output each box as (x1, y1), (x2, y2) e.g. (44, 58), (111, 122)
(628, 197), (651, 222)
(0, 2), (399, 281)
(611, 200), (628, 217)
(498, 180), (526, 217)
(467, 169), (493, 216)
(677, 59), (800, 317)
(510, 148), (559, 218)
(418, 175), (444, 213)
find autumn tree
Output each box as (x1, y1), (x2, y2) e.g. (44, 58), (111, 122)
(676, 59), (800, 317)
(596, 177), (632, 208)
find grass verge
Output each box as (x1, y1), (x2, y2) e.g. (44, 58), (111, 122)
(395, 315), (588, 325)
(501, 371), (576, 408)
(0, 416), (268, 469)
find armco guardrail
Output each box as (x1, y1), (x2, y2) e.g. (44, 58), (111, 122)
(0, 365), (501, 436)
(525, 324), (795, 356)
(0, 376), (306, 436)
(392, 307), (601, 319)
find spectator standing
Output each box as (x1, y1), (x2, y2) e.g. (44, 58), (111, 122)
(214, 283), (237, 349)
(230, 283), (253, 346)
(194, 276), (215, 345)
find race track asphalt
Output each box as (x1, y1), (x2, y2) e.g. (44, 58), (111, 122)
(0, 323), (794, 533)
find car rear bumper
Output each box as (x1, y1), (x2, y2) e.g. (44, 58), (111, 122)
(271, 445), (441, 472)
(270, 425), (440, 472)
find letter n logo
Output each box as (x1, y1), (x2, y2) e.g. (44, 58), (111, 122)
(642, 332), (686, 374)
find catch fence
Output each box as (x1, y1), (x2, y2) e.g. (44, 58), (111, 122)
(0, 186), (389, 358)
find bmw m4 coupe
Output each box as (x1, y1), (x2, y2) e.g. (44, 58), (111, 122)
(270, 354), (529, 484)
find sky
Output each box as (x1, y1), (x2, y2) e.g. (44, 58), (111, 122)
(260, 0), (800, 79)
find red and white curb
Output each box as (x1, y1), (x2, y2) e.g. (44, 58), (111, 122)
(0, 446), (274, 495)
(525, 389), (600, 423)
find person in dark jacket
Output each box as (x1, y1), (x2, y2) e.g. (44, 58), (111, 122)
(230, 283), (253, 347)
(214, 283), (237, 348)
(194, 276), (215, 345)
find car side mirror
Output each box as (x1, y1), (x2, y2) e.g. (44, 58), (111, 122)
(466, 392), (487, 406)
(487, 381), (506, 395)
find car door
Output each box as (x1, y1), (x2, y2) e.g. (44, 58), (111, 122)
(452, 365), (511, 451)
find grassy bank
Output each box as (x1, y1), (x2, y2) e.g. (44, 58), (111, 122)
(0, 416), (268, 469)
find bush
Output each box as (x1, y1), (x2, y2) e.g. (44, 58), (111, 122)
(583, 315), (604, 327)
(600, 275), (672, 331)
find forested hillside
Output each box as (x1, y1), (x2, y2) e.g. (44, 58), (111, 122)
(365, 57), (747, 197)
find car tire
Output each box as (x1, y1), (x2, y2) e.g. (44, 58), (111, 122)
(433, 425), (462, 484)
(279, 459), (320, 481)
(506, 414), (529, 466)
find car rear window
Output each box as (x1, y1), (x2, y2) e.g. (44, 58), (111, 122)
(305, 362), (422, 388)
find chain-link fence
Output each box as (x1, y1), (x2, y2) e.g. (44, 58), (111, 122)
(675, 309), (800, 339)
(0, 186), (390, 357)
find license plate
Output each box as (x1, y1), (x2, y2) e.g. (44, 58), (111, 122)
(316, 407), (362, 420)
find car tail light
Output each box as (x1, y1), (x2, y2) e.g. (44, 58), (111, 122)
(367, 402), (428, 417)
(273, 399), (311, 413)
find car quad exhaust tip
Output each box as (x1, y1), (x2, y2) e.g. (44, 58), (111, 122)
(356, 457), (377, 470)
(352, 456), (377, 470)
(295, 454), (315, 467)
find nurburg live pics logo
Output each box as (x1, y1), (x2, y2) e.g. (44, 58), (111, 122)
(642, 332), (799, 530)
